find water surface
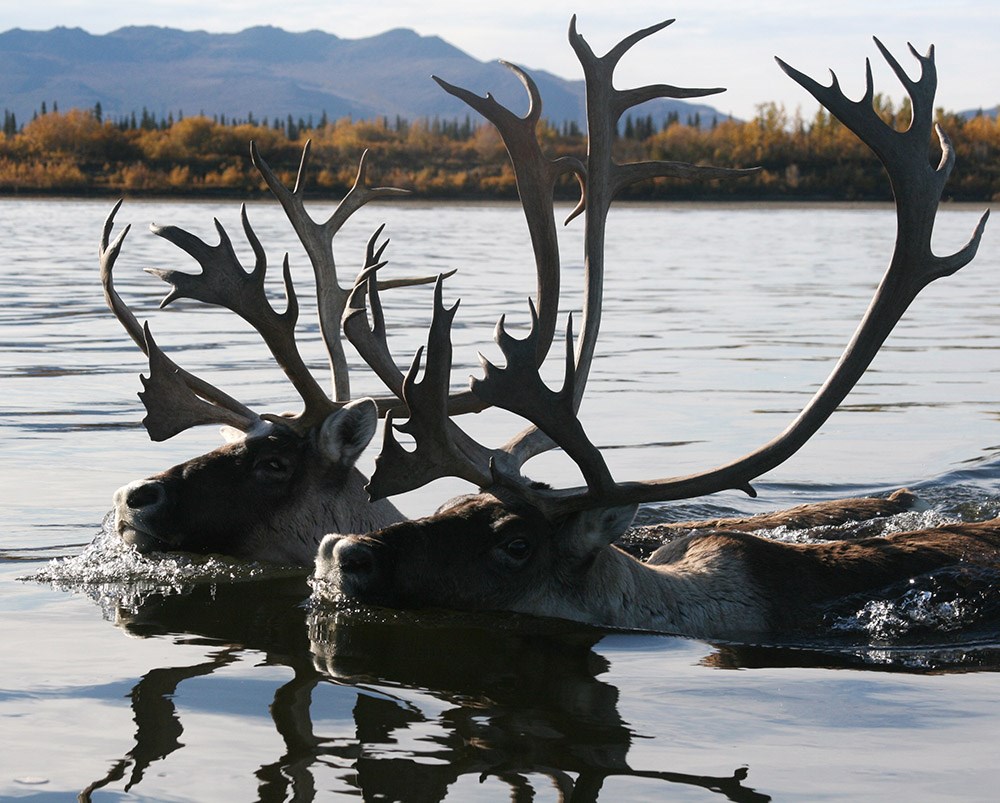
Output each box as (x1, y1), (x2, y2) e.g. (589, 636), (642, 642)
(2, 196), (999, 800)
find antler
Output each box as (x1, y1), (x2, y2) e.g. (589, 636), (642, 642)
(147, 206), (339, 431)
(432, 63), (588, 464)
(104, 145), (445, 440)
(367, 276), (501, 498)
(251, 142), (439, 402)
(100, 201), (264, 440)
(360, 24), (987, 527)
(568, 16), (759, 417)
(361, 17), (759, 503)
(496, 37), (989, 519)
(433, 63), (585, 366)
(346, 57), (593, 494)
(346, 242), (529, 497)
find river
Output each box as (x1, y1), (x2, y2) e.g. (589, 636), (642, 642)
(2, 195), (999, 800)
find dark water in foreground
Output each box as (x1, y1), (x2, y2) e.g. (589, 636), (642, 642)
(2, 197), (1000, 800)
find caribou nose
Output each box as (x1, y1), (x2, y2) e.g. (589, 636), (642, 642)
(333, 538), (375, 577)
(315, 534), (342, 573)
(115, 479), (167, 513)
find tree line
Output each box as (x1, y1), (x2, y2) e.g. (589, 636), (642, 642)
(0, 97), (996, 200)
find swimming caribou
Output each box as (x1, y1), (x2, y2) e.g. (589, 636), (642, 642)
(98, 149), (426, 564)
(101, 123), (564, 563)
(313, 19), (1000, 639)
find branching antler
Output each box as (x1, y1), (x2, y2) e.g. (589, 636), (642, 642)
(148, 206), (337, 430)
(366, 277), (499, 499)
(100, 202), (263, 440)
(250, 143), (414, 401)
(474, 309), (615, 494)
(342, 228), (480, 417)
(568, 16), (760, 420)
(434, 63), (585, 364)
(363, 17), (760, 503)
(105, 145), (451, 441)
(501, 36), (989, 520)
(432, 63), (588, 465)
(360, 22), (987, 530)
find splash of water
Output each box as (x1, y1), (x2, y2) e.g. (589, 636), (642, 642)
(828, 565), (1000, 642)
(29, 515), (304, 618)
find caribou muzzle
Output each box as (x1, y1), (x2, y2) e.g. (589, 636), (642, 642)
(114, 478), (176, 553)
(112, 478), (179, 552)
(316, 534), (391, 603)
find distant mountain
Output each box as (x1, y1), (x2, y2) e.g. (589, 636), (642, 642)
(960, 105), (998, 121)
(0, 25), (730, 129)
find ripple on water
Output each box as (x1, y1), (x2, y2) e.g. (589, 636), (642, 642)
(28, 516), (305, 618)
(826, 564), (1000, 643)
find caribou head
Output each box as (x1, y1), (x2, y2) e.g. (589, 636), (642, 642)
(100, 148), (429, 564)
(315, 19), (995, 638)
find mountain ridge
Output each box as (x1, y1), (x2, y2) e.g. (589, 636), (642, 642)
(0, 24), (729, 128)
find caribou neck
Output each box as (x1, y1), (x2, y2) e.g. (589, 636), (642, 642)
(330, 468), (406, 534)
(517, 544), (770, 639)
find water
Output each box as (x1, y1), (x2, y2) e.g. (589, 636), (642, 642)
(2, 195), (1000, 800)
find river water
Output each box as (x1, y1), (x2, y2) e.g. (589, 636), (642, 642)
(2, 195), (1000, 800)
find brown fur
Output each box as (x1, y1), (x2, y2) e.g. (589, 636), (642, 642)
(618, 489), (919, 559)
(112, 407), (403, 565)
(644, 488), (917, 535)
(316, 491), (1000, 638)
(650, 518), (1000, 633)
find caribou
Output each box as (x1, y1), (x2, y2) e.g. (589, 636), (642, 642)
(313, 18), (999, 639)
(98, 150), (426, 564)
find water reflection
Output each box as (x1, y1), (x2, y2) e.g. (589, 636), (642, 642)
(80, 647), (242, 799)
(77, 577), (771, 802)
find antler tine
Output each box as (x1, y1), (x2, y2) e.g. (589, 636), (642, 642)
(100, 202), (262, 438)
(343, 227), (484, 417)
(519, 39), (989, 521)
(366, 276), (496, 501)
(250, 140), (416, 402)
(148, 206), (336, 430)
(474, 305), (615, 495)
(342, 228), (405, 405)
(100, 201), (141, 350)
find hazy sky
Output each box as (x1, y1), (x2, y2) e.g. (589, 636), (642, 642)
(6, 1), (997, 119)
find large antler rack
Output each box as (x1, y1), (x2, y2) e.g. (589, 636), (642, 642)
(251, 142), (431, 403)
(567, 16), (760, 416)
(489, 35), (989, 520)
(101, 202), (264, 440)
(359, 17), (759, 503)
(103, 146), (451, 440)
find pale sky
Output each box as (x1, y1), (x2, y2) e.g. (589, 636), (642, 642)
(5, 1), (997, 120)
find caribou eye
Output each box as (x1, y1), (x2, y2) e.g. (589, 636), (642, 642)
(256, 457), (291, 479)
(503, 538), (532, 561)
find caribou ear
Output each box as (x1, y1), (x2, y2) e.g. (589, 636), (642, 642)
(219, 425), (246, 444)
(556, 504), (638, 558)
(317, 398), (379, 468)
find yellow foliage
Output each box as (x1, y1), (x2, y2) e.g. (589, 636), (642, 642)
(0, 101), (995, 199)
(21, 109), (125, 160)
(0, 157), (87, 188)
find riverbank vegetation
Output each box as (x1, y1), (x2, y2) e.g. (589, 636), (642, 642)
(0, 99), (997, 200)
